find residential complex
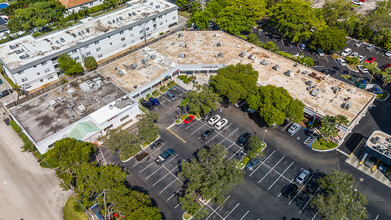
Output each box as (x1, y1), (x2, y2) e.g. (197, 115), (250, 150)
(0, 0), (178, 91)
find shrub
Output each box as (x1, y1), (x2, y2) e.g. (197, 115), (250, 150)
(152, 90), (160, 96)
(61, 79), (68, 85)
(19, 133), (34, 151)
(159, 85), (166, 91)
(87, 4), (105, 13)
(10, 120), (21, 133)
(318, 136), (338, 149)
(178, 75), (187, 81)
(135, 152), (149, 161)
(84, 56), (97, 71)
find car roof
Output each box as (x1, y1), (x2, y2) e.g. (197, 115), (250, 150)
(167, 149), (175, 154)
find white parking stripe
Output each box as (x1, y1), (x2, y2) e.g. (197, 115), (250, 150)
(224, 203), (240, 219)
(249, 151), (276, 176)
(145, 154), (178, 179)
(185, 119), (200, 130)
(139, 161), (155, 173)
(146, 166), (164, 179)
(153, 172), (171, 186)
(258, 156), (285, 183)
(375, 215), (379, 220)
(218, 127), (239, 145)
(205, 133), (219, 145)
(191, 121), (208, 134)
(311, 211), (319, 220)
(162, 95), (172, 102)
(240, 210), (250, 220)
(267, 161), (294, 190)
(160, 178), (178, 193)
(167, 188), (181, 201)
(289, 174), (314, 205)
(174, 202), (182, 209)
(300, 186), (320, 213)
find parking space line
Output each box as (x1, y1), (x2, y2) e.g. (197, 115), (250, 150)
(324, 55), (329, 62)
(375, 215), (379, 220)
(160, 178), (178, 193)
(191, 121), (207, 134)
(299, 186), (320, 213)
(226, 142), (236, 151)
(139, 161), (155, 173)
(239, 210), (250, 220)
(205, 133), (220, 145)
(205, 203), (225, 219)
(278, 175), (296, 197)
(185, 119), (200, 130)
(153, 172), (171, 186)
(258, 156), (285, 183)
(215, 195), (231, 211)
(145, 154), (178, 179)
(161, 95), (172, 102)
(268, 161), (294, 190)
(218, 127), (239, 145)
(174, 202), (182, 209)
(167, 128), (187, 143)
(167, 188), (182, 201)
(223, 203), (240, 220)
(146, 166), (164, 179)
(282, 121), (292, 131)
(311, 211), (319, 220)
(249, 150), (276, 176)
(289, 174), (314, 205)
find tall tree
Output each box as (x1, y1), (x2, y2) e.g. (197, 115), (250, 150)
(322, 0), (356, 27)
(210, 63), (259, 104)
(312, 26), (347, 52)
(58, 54), (84, 76)
(319, 115), (337, 140)
(335, 115), (349, 130)
(84, 56), (98, 71)
(246, 135), (265, 158)
(312, 170), (368, 220)
(99, 128), (141, 159)
(137, 112), (159, 144)
(182, 86), (221, 116)
(268, 0), (326, 42)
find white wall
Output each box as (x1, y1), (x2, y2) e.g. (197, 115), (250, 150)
(66, 0), (104, 14)
(97, 103), (141, 135)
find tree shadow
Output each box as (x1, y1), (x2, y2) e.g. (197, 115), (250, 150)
(343, 133), (366, 153)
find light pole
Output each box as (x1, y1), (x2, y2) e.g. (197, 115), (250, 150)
(355, 178), (364, 190)
(262, 130), (267, 142)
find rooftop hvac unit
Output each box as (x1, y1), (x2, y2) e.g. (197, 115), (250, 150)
(86, 28), (90, 33)
(76, 104), (87, 115)
(60, 37), (65, 42)
(178, 33), (184, 37)
(150, 54), (157, 59)
(130, 63), (138, 69)
(178, 53), (186, 58)
(216, 42), (222, 47)
(93, 77), (102, 83)
(217, 52), (223, 57)
(272, 65), (280, 71)
(248, 54), (255, 60)
(141, 58), (149, 64)
(70, 115), (75, 120)
(260, 60), (268, 65)
(342, 101), (352, 110)
(239, 51), (246, 57)
(88, 97), (93, 103)
(72, 33), (76, 38)
(371, 137), (379, 144)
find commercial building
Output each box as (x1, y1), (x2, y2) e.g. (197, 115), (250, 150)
(362, 130), (391, 175)
(0, 0), (178, 91)
(8, 73), (140, 154)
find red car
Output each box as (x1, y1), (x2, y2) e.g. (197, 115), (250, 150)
(183, 115), (195, 124)
(382, 63), (391, 71)
(365, 57), (375, 64)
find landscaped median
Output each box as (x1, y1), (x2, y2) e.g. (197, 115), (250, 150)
(236, 136), (266, 169)
(311, 136), (338, 151)
(376, 90), (389, 101)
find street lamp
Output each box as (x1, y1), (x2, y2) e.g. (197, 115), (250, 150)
(262, 130), (267, 142)
(355, 178), (364, 190)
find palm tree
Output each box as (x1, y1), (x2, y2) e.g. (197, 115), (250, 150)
(346, 56), (360, 77)
(381, 69), (391, 88)
(319, 115), (336, 140)
(335, 115), (349, 131)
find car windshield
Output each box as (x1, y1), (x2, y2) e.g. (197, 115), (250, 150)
(186, 117), (192, 121)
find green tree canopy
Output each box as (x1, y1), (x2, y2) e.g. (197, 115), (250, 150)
(210, 63), (259, 104)
(312, 170), (368, 220)
(84, 56), (98, 71)
(179, 144), (244, 217)
(187, 10), (213, 30)
(246, 85), (304, 126)
(268, 0), (326, 42)
(137, 111), (159, 144)
(58, 54), (84, 76)
(312, 26), (347, 51)
(99, 128), (141, 159)
(246, 135), (265, 158)
(181, 86), (221, 116)
(322, 0), (357, 27)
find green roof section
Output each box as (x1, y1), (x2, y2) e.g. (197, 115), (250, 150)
(67, 121), (100, 140)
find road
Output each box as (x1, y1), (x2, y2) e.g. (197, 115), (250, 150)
(0, 116), (70, 220)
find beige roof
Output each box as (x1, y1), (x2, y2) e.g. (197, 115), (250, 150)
(58, 0), (95, 9)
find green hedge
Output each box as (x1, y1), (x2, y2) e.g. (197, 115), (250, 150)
(178, 75), (187, 81)
(10, 120), (21, 133)
(88, 4), (105, 14)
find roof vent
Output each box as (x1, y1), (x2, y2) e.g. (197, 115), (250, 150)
(78, 32), (82, 36)
(119, 16), (123, 20)
(112, 19), (115, 23)
(86, 28), (90, 33)
(9, 45), (18, 49)
(217, 52), (223, 57)
(156, 5), (160, 9)
(131, 63), (138, 69)
(109, 104), (114, 110)
(132, 12), (136, 15)
(70, 115), (75, 120)
(178, 53), (186, 58)
(108, 21), (112, 24)
(116, 18), (119, 22)
(60, 37), (65, 42)
(88, 97), (93, 103)
(142, 0), (147, 3)
(128, 13), (132, 16)
(72, 33), (76, 38)
(141, 58), (149, 64)
(150, 54), (157, 59)
(216, 42), (222, 47)
(178, 33), (184, 37)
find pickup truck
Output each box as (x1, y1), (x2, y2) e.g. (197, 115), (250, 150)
(155, 149), (175, 165)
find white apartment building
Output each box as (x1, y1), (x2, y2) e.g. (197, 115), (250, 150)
(0, 0), (178, 91)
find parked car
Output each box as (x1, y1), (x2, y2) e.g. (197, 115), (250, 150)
(365, 57), (375, 64)
(349, 52), (358, 57)
(214, 118), (228, 130)
(364, 156), (377, 168)
(385, 50), (391, 57)
(341, 48), (352, 57)
(150, 139), (164, 150)
(351, 0), (362, 6)
(246, 158), (260, 171)
(291, 52), (300, 57)
(201, 111), (214, 120)
(354, 41), (362, 47)
(295, 169), (311, 184)
(356, 65), (369, 74)
(236, 132), (251, 146)
(365, 44), (374, 51)
(184, 115), (195, 124)
(0, 89), (9, 98)
(201, 129), (214, 140)
(155, 149), (175, 165)
(317, 48), (324, 56)
(308, 48), (316, 55)
(149, 98), (160, 106)
(382, 63), (391, 71)
(299, 43), (306, 50)
(288, 123), (300, 135)
(358, 54), (366, 62)
(281, 183), (299, 198)
(0, 79), (3, 84)
(141, 100), (154, 109)
(336, 58), (347, 66)
(165, 92), (177, 100)
(208, 115), (221, 125)
(283, 39), (290, 46)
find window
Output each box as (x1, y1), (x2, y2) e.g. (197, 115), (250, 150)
(96, 47), (101, 51)
(75, 56), (80, 60)
(104, 124), (113, 131)
(139, 30), (143, 34)
(120, 31), (124, 34)
(36, 72), (40, 75)
(42, 61), (47, 65)
(129, 27), (132, 31)
(86, 51), (91, 56)
(98, 54), (103, 58)
(122, 44), (126, 47)
(44, 68), (50, 73)
(130, 33), (134, 37)
(47, 75), (54, 80)
(21, 77), (28, 82)
(84, 45), (89, 49)
(121, 37), (125, 41)
(120, 115), (129, 122)
(146, 27), (150, 31)
(172, 16), (176, 20)
(140, 36), (144, 40)
(95, 41), (99, 45)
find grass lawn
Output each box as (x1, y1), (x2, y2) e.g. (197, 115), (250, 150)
(237, 156), (251, 169)
(311, 140), (329, 151)
(377, 90), (389, 101)
(311, 137), (338, 151)
(64, 194), (88, 220)
(178, 11), (192, 18)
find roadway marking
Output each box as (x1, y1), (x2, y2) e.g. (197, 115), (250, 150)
(146, 166), (164, 179)
(299, 186), (321, 213)
(205, 203), (225, 220)
(249, 150), (276, 176)
(218, 127), (239, 145)
(167, 128), (187, 143)
(311, 211), (319, 220)
(268, 161), (294, 190)
(239, 210), (250, 220)
(185, 119), (200, 130)
(289, 174), (314, 205)
(375, 215), (379, 220)
(0, 186), (11, 206)
(153, 172), (171, 186)
(324, 55), (329, 62)
(167, 188), (182, 201)
(258, 156), (285, 183)
(160, 178), (178, 193)
(224, 203), (240, 220)
(337, 149), (349, 157)
(348, 137), (365, 159)
(174, 201), (182, 209)
(191, 121), (208, 134)
(139, 161), (155, 173)
(205, 133), (220, 145)
(145, 154), (178, 179)
(282, 121), (292, 131)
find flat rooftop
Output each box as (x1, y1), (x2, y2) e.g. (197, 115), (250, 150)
(100, 31), (375, 125)
(367, 130), (391, 159)
(9, 73), (126, 143)
(0, 0), (176, 70)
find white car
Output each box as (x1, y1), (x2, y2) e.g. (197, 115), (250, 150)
(351, 0), (362, 6)
(356, 65), (369, 74)
(208, 115), (221, 125)
(358, 54), (366, 62)
(341, 48), (352, 57)
(317, 48), (324, 56)
(336, 58), (347, 66)
(295, 169), (311, 184)
(365, 44), (374, 51)
(287, 123), (301, 135)
(350, 52), (358, 58)
(214, 118), (228, 130)
(385, 51), (391, 57)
